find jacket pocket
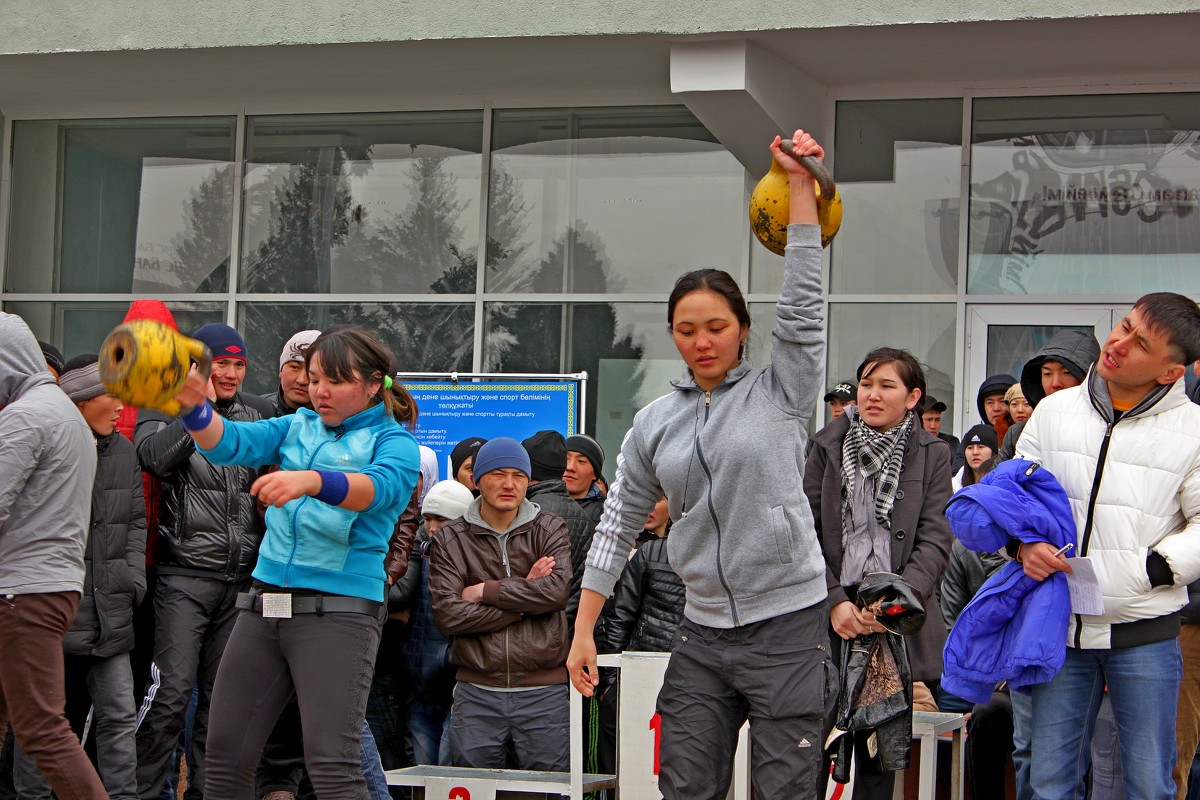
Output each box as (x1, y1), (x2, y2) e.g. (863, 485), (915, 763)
(292, 498), (357, 572)
(770, 505), (795, 564)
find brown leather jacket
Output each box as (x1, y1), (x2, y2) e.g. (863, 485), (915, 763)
(429, 501), (571, 688)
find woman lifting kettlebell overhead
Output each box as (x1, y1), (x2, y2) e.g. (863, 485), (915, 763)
(568, 130), (836, 800)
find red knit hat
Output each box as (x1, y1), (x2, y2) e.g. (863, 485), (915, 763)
(123, 299), (178, 331)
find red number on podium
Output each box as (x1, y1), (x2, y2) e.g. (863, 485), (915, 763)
(649, 712), (662, 776)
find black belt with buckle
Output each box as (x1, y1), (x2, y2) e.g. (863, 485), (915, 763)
(236, 590), (382, 618)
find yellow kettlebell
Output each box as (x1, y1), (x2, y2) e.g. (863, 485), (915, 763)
(98, 320), (212, 415)
(749, 139), (843, 254)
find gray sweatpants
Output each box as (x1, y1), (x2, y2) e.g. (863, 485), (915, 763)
(447, 682), (569, 772)
(657, 603), (834, 800)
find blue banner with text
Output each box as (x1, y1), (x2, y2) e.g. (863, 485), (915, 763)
(406, 380), (580, 481)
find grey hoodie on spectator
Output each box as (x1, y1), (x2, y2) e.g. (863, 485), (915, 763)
(998, 329), (1101, 462)
(0, 312), (97, 595)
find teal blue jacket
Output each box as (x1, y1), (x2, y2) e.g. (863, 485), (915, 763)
(201, 403), (420, 601)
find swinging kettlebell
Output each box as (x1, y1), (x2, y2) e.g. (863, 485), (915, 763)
(98, 319), (213, 416)
(749, 138), (843, 254)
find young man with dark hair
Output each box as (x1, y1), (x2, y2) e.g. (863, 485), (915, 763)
(823, 381), (855, 420)
(1015, 292), (1200, 800)
(428, 437), (572, 771)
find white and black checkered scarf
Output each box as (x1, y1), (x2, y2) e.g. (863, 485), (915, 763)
(840, 406), (914, 544)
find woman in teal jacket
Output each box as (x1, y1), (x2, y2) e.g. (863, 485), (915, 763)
(172, 325), (420, 800)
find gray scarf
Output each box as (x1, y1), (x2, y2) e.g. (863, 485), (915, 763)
(840, 406), (914, 546)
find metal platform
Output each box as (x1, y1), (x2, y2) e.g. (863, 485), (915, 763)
(383, 675), (616, 799)
(385, 764), (617, 794)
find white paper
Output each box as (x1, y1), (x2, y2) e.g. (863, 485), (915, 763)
(1064, 557), (1105, 615)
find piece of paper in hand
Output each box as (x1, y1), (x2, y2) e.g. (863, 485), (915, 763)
(1064, 557), (1105, 615)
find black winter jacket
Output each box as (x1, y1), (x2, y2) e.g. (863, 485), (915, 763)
(525, 480), (596, 627)
(598, 537), (685, 654)
(575, 491), (605, 528)
(135, 392), (274, 582)
(63, 432), (147, 658)
(936, 540), (1008, 631)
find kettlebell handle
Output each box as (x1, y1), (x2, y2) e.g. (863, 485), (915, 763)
(779, 139), (836, 202)
(190, 342), (213, 382)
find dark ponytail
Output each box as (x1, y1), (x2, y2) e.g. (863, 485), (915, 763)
(305, 325), (418, 429)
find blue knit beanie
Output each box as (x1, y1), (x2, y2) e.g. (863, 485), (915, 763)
(472, 436), (531, 480)
(193, 323), (248, 363)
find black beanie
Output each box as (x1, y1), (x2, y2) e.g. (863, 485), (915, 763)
(522, 430), (567, 482)
(39, 340), (65, 375)
(565, 434), (605, 477)
(450, 437), (487, 479)
(960, 424), (999, 457)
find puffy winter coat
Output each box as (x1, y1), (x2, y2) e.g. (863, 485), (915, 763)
(805, 414), (954, 682)
(64, 432), (147, 657)
(526, 479), (595, 628)
(135, 392), (274, 582)
(1016, 372), (1200, 649)
(941, 459), (1077, 703)
(599, 537), (685, 654)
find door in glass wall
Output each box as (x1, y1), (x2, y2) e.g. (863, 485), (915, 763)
(964, 305), (1122, 434)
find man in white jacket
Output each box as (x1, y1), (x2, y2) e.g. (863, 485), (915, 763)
(1015, 292), (1200, 800)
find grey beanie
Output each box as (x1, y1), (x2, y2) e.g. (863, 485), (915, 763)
(59, 354), (106, 403)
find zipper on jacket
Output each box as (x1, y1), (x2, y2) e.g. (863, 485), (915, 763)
(1073, 420), (1115, 649)
(695, 389), (739, 625)
(282, 433), (342, 588)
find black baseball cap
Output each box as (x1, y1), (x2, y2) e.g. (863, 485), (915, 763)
(824, 381), (855, 402)
(923, 395), (948, 413)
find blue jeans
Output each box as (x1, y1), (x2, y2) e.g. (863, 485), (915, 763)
(14, 653), (139, 800)
(358, 721), (389, 800)
(1012, 689), (1033, 800)
(409, 700), (451, 767)
(1030, 639), (1182, 800)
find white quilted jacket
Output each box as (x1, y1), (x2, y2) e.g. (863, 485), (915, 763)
(1016, 374), (1200, 649)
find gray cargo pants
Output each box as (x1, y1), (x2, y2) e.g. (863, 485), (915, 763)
(657, 602), (835, 800)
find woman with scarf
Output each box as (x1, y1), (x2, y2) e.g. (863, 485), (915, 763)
(804, 347), (954, 799)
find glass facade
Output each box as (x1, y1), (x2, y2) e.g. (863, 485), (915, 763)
(1, 107), (749, 442)
(969, 92), (1200, 295)
(4, 92), (1195, 439)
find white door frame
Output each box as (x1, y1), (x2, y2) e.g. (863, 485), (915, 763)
(962, 304), (1123, 434)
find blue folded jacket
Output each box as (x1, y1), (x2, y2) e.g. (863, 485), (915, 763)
(941, 459), (1077, 704)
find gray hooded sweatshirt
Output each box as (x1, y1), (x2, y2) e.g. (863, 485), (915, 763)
(582, 224), (827, 628)
(0, 313), (97, 595)
(997, 328), (1101, 462)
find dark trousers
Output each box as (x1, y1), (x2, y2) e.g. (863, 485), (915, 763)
(135, 574), (242, 800)
(255, 697), (311, 799)
(657, 603), (834, 800)
(0, 592), (107, 800)
(446, 682), (569, 772)
(204, 607), (382, 800)
(967, 689), (1014, 800)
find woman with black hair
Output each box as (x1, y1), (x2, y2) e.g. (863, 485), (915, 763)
(804, 347), (954, 798)
(568, 130), (834, 800)
(170, 325), (421, 800)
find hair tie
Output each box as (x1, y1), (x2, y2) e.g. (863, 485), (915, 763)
(382, 375), (393, 390)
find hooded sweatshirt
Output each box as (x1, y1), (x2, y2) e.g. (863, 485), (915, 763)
(997, 329), (1101, 462)
(582, 225), (826, 629)
(0, 313), (98, 595)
